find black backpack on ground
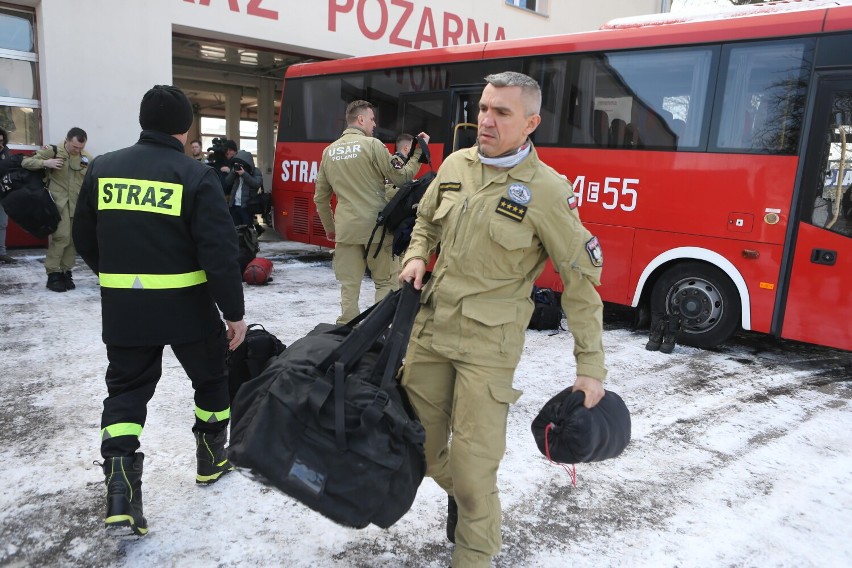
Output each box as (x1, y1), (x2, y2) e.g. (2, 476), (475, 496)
(235, 224), (259, 272)
(528, 287), (563, 331)
(226, 324), (286, 404)
(0, 147), (61, 238)
(366, 137), (435, 258)
(228, 283), (425, 529)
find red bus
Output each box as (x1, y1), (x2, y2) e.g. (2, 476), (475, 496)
(272, 0), (852, 352)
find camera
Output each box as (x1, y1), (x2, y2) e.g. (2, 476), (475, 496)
(206, 137), (231, 167)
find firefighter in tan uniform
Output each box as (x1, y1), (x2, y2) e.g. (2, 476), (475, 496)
(314, 100), (429, 323)
(400, 72), (607, 568)
(22, 127), (93, 292)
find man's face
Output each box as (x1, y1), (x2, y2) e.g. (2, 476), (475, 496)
(65, 136), (86, 156)
(226, 149), (237, 159)
(476, 84), (540, 158)
(359, 108), (377, 137)
(398, 141), (412, 156)
(191, 142), (202, 156)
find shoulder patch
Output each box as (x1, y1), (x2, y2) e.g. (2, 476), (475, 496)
(496, 197), (527, 222)
(439, 182), (461, 192)
(567, 195), (578, 210)
(585, 236), (603, 267)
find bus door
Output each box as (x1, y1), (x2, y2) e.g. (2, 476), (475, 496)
(448, 86), (484, 157)
(780, 75), (852, 351)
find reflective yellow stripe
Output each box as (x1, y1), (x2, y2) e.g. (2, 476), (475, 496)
(101, 422), (143, 440)
(195, 405), (230, 423)
(98, 178), (183, 216)
(99, 270), (207, 289)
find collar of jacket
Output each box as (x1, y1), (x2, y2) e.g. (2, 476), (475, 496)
(138, 130), (186, 152)
(342, 126), (369, 137)
(462, 141), (539, 183)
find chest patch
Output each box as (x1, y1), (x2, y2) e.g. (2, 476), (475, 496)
(496, 197), (527, 222)
(439, 182), (461, 192)
(507, 183), (531, 205)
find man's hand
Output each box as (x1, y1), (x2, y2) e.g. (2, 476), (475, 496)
(44, 158), (64, 169)
(417, 132), (430, 144)
(220, 165), (230, 174)
(399, 258), (427, 290)
(572, 375), (605, 408)
(326, 231), (336, 242)
(226, 319), (248, 351)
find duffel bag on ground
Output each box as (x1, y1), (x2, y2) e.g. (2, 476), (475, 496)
(228, 283), (425, 529)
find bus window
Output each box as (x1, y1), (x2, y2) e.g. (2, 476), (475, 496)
(569, 47), (714, 150)
(294, 75), (365, 141)
(811, 96), (852, 238)
(399, 94), (446, 142)
(713, 39), (814, 154)
(526, 56), (568, 145)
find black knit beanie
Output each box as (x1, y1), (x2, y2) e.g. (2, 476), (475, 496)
(139, 85), (194, 134)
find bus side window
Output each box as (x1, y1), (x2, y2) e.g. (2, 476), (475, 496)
(713, 39), (813, 154)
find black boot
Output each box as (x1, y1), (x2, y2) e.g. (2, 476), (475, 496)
(64, 271), (76, 290)
(46, 272), (67, 292)
(103, 453), (148, 536)
(660, 315), (682, 354)
(195, 430), (234, 485)
(446, 495), (458, 543)
(645, 316), (667, 351)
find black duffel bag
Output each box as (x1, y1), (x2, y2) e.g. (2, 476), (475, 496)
(228, 283), (425, 529)
(531, 388), (631, 464)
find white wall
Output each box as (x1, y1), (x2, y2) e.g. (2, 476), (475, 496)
(23, 0), (662, 156)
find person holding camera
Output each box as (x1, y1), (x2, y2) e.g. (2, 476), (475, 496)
(224, 149), (263, 228)
(314, 100), (429, 324)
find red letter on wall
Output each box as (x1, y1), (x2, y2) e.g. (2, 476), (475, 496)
(442, 12), (462, 46)
(248, 0), (278, 20)
(414, 7), (437, 49)
(357, 0), (388, 41)
(329, 0), (354, 31)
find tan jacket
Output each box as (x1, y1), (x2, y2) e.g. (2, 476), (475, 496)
(403, 144), (607, 380)
(314, 127), (422, 244)
(22, 142), (92, 214)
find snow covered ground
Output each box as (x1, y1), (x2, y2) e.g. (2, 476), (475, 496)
(1, 238), (850, 568)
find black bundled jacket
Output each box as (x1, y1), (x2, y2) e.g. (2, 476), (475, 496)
(73, 130), (244, 346)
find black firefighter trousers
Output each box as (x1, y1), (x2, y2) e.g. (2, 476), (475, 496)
(100, 325), (230, 458)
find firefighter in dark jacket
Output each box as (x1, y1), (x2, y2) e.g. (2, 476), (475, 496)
(73, 85), (247, 536)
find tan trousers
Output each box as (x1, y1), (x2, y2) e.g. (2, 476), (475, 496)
(45, 203), (76, 274)
(401, 342), (522, 568)
(332, 241), (399, 324)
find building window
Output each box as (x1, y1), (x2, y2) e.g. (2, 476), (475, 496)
(506, 0), (549, 16)
(0, 6), (40, 148)
(200, 116), (258, 162)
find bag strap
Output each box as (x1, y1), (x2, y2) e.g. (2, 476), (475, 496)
(370, 282), (421, 388)
(318, 289), (401, 373)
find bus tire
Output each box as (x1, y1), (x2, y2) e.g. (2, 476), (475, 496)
(650, 262), (741, 349)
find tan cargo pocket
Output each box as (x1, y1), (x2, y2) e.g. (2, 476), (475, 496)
(461, 297), (517, 354)
(488, 383), (523, 405)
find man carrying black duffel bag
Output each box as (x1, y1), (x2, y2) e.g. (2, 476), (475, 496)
(399, 72), (607, 568)
(228, 283), (425, 529)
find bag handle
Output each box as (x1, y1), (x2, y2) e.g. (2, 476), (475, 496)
(318, 289), (401, 373)
(370, 282), (421, 388)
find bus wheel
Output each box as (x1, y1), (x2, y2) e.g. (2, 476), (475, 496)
(650, 262), (741, 349)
